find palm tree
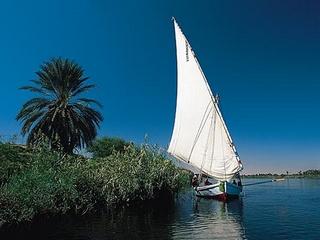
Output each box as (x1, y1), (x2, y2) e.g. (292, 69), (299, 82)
(17, 57), (103, 154)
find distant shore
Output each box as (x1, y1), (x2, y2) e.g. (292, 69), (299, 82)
(242, 171), (320, 179)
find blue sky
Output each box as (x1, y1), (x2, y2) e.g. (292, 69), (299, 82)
(0, 0), (319, 173)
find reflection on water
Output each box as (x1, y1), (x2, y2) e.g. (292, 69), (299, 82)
(1, 179), (320, 240)
(171, 192), (246, 240)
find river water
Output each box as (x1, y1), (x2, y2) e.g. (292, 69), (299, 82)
(1, 178), (320, 239)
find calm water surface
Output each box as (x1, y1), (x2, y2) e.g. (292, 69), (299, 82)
(1, 178), (320, 239)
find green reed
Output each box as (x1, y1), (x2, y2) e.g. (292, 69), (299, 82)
(0, 142), (189, 226)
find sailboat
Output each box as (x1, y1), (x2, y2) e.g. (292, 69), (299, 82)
(168, 18), (243, 201)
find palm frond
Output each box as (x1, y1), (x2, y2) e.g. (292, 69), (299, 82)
(77, 98), (103, 108)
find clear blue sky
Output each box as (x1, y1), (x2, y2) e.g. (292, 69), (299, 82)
(0, 0), (319, 173)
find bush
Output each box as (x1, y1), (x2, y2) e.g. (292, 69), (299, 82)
(0, 142), (189, 226)
(0, 143), (32, 185)
(89, 144), (189, 204)
(88, 137), (130, 158)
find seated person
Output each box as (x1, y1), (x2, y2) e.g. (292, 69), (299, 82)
(191, 175), (199, 187)
(204, 178), (211, 185)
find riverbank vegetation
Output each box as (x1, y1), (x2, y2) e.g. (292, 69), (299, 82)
(0, 140), (190, 227)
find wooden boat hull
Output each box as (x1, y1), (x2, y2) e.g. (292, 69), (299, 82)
(195, 181), (242, 201)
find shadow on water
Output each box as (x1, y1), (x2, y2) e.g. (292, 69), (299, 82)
(1, 195), (176, 240)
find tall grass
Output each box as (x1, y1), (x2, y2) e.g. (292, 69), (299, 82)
(0, 143), (189, 226)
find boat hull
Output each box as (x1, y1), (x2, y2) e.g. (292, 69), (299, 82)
(195, 181), (242, 201)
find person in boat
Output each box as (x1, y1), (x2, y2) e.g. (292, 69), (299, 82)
(204, 178), (211, 185)
(233, 179), (237, 185)
(234, 173), (242, 187)
(191, 175), (199, 187)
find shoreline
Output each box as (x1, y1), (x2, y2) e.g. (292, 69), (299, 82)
(242, 175), (320, 179)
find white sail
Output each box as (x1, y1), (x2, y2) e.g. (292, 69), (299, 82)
(168, 19), (242, 181)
